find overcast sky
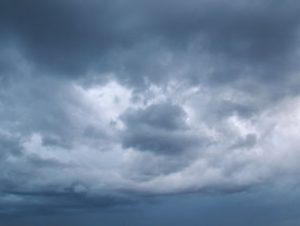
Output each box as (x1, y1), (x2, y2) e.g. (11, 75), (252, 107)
(1, 0), (300, 225)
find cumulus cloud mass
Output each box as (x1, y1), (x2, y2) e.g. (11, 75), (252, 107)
(1, 0), (300, 223)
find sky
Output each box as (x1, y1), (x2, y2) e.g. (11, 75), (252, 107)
(1, 0), (300, 225)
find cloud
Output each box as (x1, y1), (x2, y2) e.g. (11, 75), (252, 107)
(120, 102), (204, 155)
(1, 0), (300, 86)
(1, 0), (300, 214)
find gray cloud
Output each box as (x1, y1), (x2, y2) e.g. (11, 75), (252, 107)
(0, 0), (300, 87)
(122, 103), (187, 131)
(121, 102), (203, 155)
(1, 0), (300, 217)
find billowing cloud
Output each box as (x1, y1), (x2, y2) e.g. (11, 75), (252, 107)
(1, 0), (300, 216)
(121, 102), (203, 155)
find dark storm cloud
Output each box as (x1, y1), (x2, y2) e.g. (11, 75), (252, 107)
(166, 1), (300, 59)
(0, 134), (22, 159)
(0, 190), (133, 215)
(0, 0), (125, 76)
(0, 0), (300, 86)
(1, 0), (300, 219)
(122, 103), (187, 131)
(0, 76), (76, 147)
(141, 0), (300, 87)
(121, 102), (202, 154)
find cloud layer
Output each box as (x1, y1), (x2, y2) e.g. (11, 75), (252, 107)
(1, 0), (300, 212)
